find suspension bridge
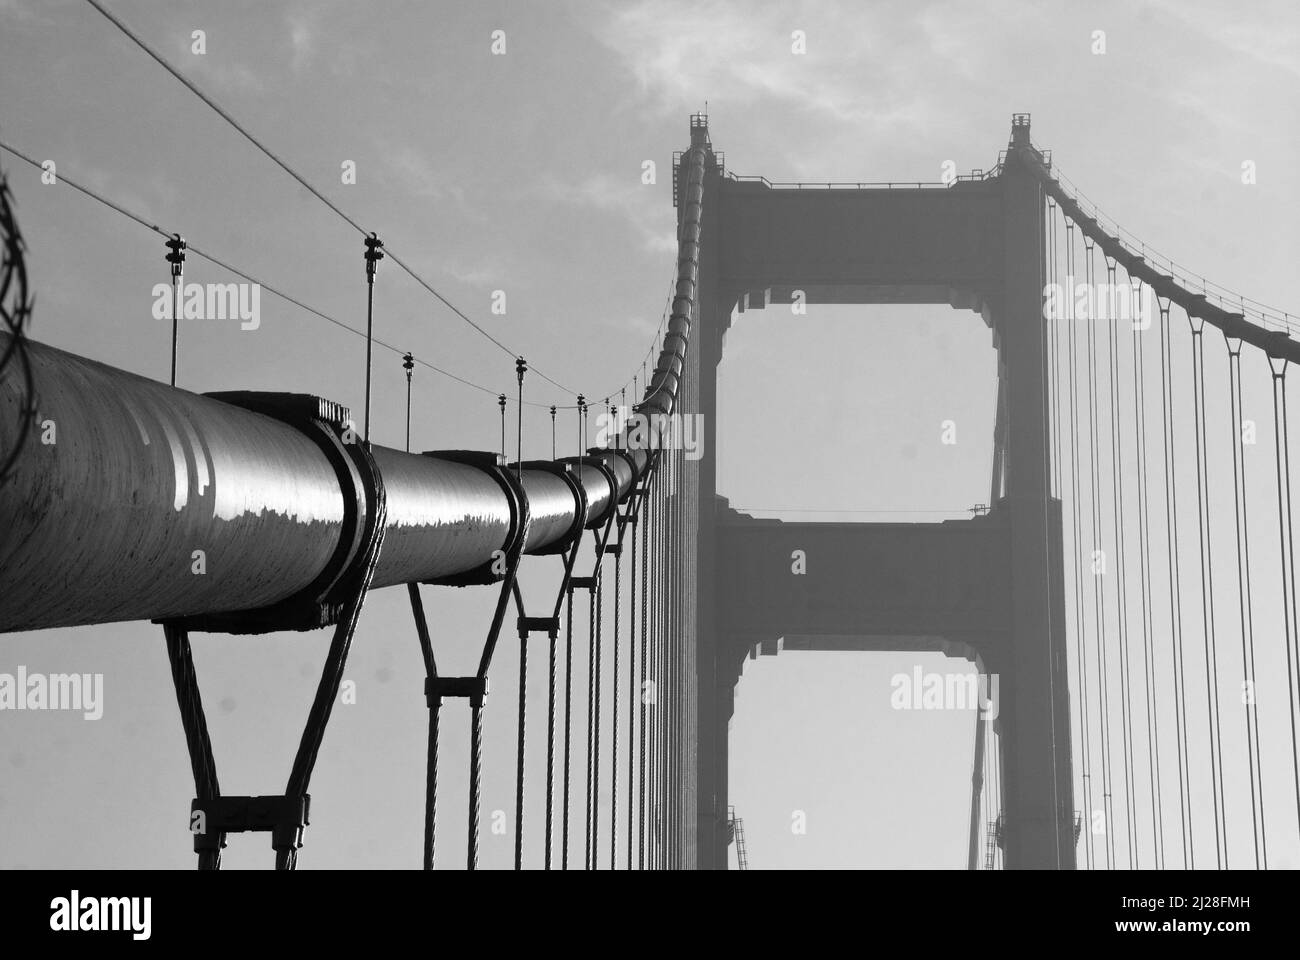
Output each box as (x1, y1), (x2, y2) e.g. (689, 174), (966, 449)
(2, 17), (1299, 872)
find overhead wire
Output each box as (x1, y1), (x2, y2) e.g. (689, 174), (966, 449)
(77, 0), (676, 411)
(0, 141), (671, 413)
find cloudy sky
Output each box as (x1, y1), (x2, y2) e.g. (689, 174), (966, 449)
(1, 0), (1298, 869)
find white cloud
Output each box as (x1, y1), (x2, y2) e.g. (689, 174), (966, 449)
(586, 0), (924, 124)
(380, 145), (465, 205)
(288, 14), (314, 73)
(544, 171), (677, 254)
(1148, 0), (1300, 81)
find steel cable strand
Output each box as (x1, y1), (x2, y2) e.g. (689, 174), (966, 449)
(514, 620), (528, 870)
(647, 460), (660, 863)
(592, 556), (604, 867)
(1188, 313), (1227, 867)
(562, 568), (575, 869)
(1104, 258), (1138, 866)
(626, 496), (639, 869)
(663, 448), (675, 867)
(610, 547), (622, 867)
(676, 443), (685, 867)
(163, 623), (223, 870)
(279, 442), (388, 869)
(1064, 220), (1095, 869)
(1046, 202), (1081, 861)
(545, 608), (558, 869)
(468, 695), (484, 870)
(1085, 240), (1116, 869)
(584, 562), (596, 868)
(562, 406), (584, 870)
(1269, 359), (1300, 841)
(426, 694), (440, 869)
(638, 467), (651, 869)
(654, 457), (666, 868)
(1159, 298), (1194, 868)
(407, 583), (442, 870)
(1225, 335), (1265, 867)
(1235, 352), (1268, 867)
(1129, 275), (1164, 868)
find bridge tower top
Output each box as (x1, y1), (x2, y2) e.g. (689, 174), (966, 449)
(690, 112), (711, 149)
(1010, 112), (1031, 147)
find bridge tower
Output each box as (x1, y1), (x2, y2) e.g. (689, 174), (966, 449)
(680, 114), (1075, 869)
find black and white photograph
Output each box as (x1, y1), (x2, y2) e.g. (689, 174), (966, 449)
(0, 0), (1295, 943)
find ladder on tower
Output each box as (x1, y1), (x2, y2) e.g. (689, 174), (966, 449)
(984, 814), (1004, 870)
(728, 804), (749, 870)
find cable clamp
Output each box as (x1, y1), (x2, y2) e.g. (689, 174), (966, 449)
(425, 675), (489, 709)
(517, 615), (560, 639)
(191, 794), (310, 854)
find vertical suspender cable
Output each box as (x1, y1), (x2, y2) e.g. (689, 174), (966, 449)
(626, 459), (638, 869)
(1047, 200), (1078, 863)
(564, 405), (578, 871)
(1084, 238), (1116, 869)
(666, 440), (676, 867)
(468, 689), (484, 870)
(562, 399), (583, 870)
(592, 525), (604, 867)
(1269, 354), (1300, 842)
(638, 459), (651, 869)
(410, 584), (440, 870)
(1188, 311), (1227, 867)
(513, 358), (527, 871)
(656, 450), (666, 867)
(1129, 277), (1163, 869)
(1105, 257), (1138, 866)
(676, 437), (686, 863)
(1064, 219), (1095, 869)
(163, 623), (222, 870)
(584, 407), (598, 869)
(1158, 297), (1194, 868)
(545, 615), (557, 869)
(1226, 335), (1265, 867)
(611, 512), (622, 868)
